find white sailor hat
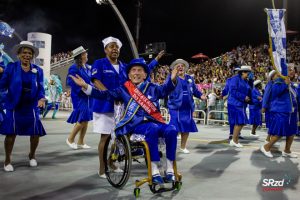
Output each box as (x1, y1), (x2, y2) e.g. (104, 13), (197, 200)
(239, 65), (252, 72)
(254, 80), (262, 86)
(102, 36), (122, 49)
(72, 46), (88, 58)
(268, 70), (277, 80)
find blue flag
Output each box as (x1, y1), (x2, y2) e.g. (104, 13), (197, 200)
(265, 9), (287, 76)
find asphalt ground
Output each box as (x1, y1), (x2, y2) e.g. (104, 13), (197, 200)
(0, 111), (299, 200)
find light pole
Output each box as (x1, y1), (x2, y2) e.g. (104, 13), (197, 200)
(96, 0), (139, 58)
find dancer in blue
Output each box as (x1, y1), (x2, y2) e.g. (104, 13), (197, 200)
(66, 46), (93, 150)
(227, 66), (253, 148)
(261, 66), (298, 158)
(249, 80), (262, 137)
(222, 67), (241, 140)
(0, 41), (46, 172)
(168, 59), (206, 154)
(43, 74), (63, 119)
(91, 36), (165, 178)
(262, 70), (280, 147)
(70, 58), (179, 184)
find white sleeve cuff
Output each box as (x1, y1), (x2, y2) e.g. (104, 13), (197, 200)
(83, 85), (92, 95)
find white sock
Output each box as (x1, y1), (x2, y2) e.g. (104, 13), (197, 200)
(151, 161), (160, 175)
(166, 159), (174, 174)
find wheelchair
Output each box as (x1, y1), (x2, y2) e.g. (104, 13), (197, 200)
(103, 133), (182, 198)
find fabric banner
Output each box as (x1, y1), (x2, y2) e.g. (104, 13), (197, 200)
(0, 44), (14, 66)
(265, 8), (287, 76)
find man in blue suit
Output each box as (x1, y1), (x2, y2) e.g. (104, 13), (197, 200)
(70, 58), (179, 184)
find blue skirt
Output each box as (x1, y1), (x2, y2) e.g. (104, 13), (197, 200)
(249, 108), (262, 126)
(227, 104), (249, 125)
(67, 108), (93, 124)
(169, 109), (198, 133)
(0, 108), (46, 136)
(268, 111), (297, 137)
(265, 110), (270, 128)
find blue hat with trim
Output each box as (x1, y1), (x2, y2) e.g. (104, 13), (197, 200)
(126, 58), (150, 79)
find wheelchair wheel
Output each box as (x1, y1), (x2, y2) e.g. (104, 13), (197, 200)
(104, 134), (132, 188)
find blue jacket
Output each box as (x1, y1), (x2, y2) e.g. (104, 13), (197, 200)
(269, 78), (292, 113)
(249, 88), (262, 110)
(0, 61), (45, 110)
(89, 76), (176, 135)
(167, 74), (202, 110)
(67, 64), (93, 110)
(262, 81), (273, 110)
(91, 57), (159, 113)
(227, 74), (252, 107)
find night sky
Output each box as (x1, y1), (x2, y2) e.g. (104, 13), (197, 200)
(0, 0), (299, 64)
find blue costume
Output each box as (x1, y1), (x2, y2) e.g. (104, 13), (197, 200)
(227, 74), (252, 125)
(222, 77), (235, 135)
(0, 61), (46, 136)
(268, 78), (298, 136)
(87, 73), (177, 162)
(168, 75), (202, 133)
(67, 64), (93, 123)
(43, 75), (63, 119)
(91, 58), (159, 113)
(0, 62), (6, 123)
(249, 87), (262, 126)
(262, 80), (273, 128)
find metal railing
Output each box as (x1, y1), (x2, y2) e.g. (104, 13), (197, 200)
(207, 110), (227, 125)
(193, 109), (206, 125)
(51, 57), (74, 70)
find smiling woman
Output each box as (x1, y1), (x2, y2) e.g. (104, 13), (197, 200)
(0, 41), (46, 172)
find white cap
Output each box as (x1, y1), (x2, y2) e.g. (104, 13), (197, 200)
(239, 65), (252, 72)
(72, 46), (88, 58)
(254, 80), (262, 86)
(102, 36), (122, 49)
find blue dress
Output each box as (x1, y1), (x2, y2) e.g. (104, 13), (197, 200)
(227, 74), (252, 125)
(67, 64), (93, 123)
(0, 69), (46, 136)
(169, 77), (198, 133)
(268, 79), (297, 137)
(249, 88), (262, 126)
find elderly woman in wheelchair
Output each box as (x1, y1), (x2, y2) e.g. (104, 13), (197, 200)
(70, 58), (182, 194)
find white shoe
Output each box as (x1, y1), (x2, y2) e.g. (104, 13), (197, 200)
(29, 159), (38, 167)
(260, 145), (273, 158)
(179, 148), (190, 154)
(4, 164), (14, 172)
(282, 151), (298, 158)
(98, 171), (107, 179)
(177, 135), (181, 140)
(229, 140), (243, 148)
(77, 144), (91, 149)
(66, 138), (78, 150)
(249, 132), (259, 138)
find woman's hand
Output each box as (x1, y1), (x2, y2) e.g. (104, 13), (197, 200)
(69, 74), (88, 90)
(37, 98), (46, 108)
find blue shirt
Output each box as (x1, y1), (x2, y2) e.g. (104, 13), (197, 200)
(67, 64), (93, 110)
(227, 74), (252, 107)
